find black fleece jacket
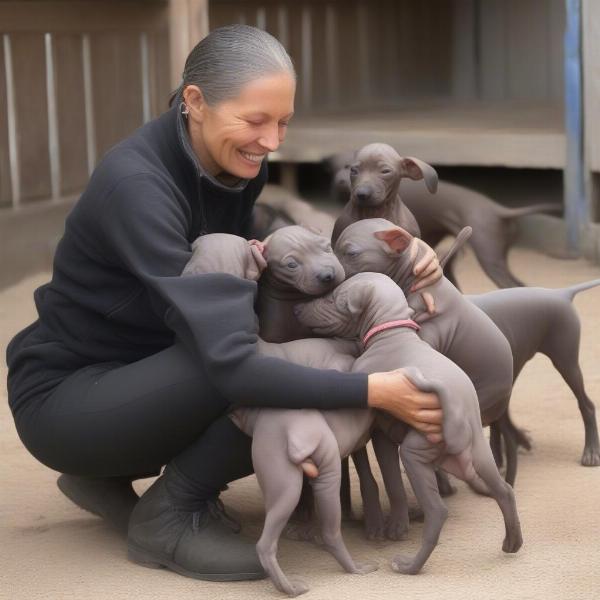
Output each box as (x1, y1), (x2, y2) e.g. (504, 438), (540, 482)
(6, 104), (368, 417)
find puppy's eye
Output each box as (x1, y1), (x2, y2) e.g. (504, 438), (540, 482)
(380, 168), (392, 175)
(346, 249), (359, 258)
(350, 166), (359, 177)
(286, 260), (299, 269)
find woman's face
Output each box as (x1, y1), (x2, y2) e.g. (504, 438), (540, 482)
(185, 72), (295, 180)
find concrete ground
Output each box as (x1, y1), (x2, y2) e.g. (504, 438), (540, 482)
(2, 245), (600, 600)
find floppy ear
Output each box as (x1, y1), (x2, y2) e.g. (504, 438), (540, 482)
(338, 280), (372, 317)
(374, 228), (413, 254)
(398, 156), (438, 194)
(245, 240), (268, 281)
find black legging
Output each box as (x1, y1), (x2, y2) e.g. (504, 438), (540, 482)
(14, 342), (254, 498)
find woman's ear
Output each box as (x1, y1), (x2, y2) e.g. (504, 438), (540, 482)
(397, 156), (438, 193)
(182, 85), (207, 122)
(374, 228), (413, 254)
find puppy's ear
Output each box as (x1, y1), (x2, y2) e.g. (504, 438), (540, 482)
(245, 240), (268, 281)
(398, 157), (438, 194)
(374, 228), (413, 254)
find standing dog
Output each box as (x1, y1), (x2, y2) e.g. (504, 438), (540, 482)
(184, 233), (377, 596)
(296, 273), (523, 574)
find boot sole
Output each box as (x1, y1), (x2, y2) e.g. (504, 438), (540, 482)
(127, 543), (267, 582)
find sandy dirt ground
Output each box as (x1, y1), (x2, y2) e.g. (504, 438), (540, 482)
(2, 245), (600, 600)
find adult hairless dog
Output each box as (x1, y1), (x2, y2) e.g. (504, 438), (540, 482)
(295, 273), (523, 574)
(183, 233), (377, 596)
(329, 147), (560, 288)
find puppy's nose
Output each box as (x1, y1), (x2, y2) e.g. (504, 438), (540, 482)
(317, 270), (335, 284)
(354, 186), (372, 204)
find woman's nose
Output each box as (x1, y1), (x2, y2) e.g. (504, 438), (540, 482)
(258, 125), (281, 152)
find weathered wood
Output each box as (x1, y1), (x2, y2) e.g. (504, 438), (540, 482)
(169, 0), (209, 89)
(11, 33), (52, 204)
(0, 1), (167, 32)
(583, 0), (600, 173)
(0, 38), (11, 207)
(53, 33), (88, 196)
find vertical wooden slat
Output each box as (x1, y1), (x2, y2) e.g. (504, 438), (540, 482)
(506, 0), (549, 101)
(11, 33), (51, 203)
(277, 3), (289, 50)
(45, 33), (61, 200)
(255, 6), (267, 30)
(324, 3), (339, 108)
(356, 0), (369, 103)
(300, 3), (312, 110)
(478, 0), (507, 102)
(82, 33), (96, 175)
(140, 32), (151, 124)
(452, 0), (477, 100)
(53, 33), (87, 195)
(549, 0), (566, 105)
(1, 35), (16, 207)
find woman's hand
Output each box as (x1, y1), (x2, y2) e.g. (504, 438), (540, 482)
(409, 239), (442, 315)
(367, 370), (443, 444)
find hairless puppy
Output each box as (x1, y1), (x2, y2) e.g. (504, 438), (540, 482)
(183, 233), (377, 596)
(467, 283), (600, 470)
(330, 143), (438, 246)
(295, 273), (523, 574)
(329, 149), (560, 288)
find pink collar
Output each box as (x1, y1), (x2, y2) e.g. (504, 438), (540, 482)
(362, 319), (420, 346)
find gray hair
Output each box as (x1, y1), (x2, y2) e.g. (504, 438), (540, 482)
(171, 24), (295, 106)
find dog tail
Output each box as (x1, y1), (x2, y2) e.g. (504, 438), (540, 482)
(496, 202), (562, 219)
(439, 226), (472, 270)
(560, 278), (600, 301)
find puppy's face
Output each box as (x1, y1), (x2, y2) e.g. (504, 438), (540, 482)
(263, 225), (345, 296)
(334, 218), (414, 279)
(349, 143), (438, 208)
(350, 144), (401, 208)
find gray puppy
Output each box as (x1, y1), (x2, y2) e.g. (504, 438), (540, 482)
(329, 149), (559, 288)
(331, 143), (438, 245)
(184, 233), (377, 597)
(296, 273), (523, 574)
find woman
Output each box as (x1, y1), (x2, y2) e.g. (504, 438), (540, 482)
(6, 25), (443, 582)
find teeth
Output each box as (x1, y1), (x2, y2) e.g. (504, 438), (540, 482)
(240, 150), (265, 163)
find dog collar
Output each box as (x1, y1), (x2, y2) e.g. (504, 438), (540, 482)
(362, 319), (420, 346)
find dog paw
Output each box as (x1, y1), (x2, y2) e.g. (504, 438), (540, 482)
(502, 528), (523, 554)
(283, 576), (310, 597)
(391, 554), (421, 575)
(581, 446), (600, 467)
(385, 515), (409, 541)
(363, 513), (386, 541)
(352, 559), (378, 575)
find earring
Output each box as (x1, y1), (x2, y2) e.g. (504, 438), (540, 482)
(180, 102), (189, 117)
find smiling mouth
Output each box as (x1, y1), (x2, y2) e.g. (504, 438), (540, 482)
(239, 150), (266, 163)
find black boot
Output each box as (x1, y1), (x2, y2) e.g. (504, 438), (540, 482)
(57, 474), (139, 535)
(127, 464), (265, 581)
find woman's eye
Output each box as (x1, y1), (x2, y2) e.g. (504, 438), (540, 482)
(279, 121), (289, 128)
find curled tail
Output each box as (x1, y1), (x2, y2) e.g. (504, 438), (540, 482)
(496, 202), (562, 219)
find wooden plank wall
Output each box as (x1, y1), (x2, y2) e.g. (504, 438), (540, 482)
(209, 0), (564, 112)
(0, 1), (170, 208)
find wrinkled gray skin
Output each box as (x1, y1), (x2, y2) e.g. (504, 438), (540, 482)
(334, 218), (517, 537)
(257, 225), (346, 343)
(330, 150), (560, 288)
(183, 234), (377, 597)
(295, 273), (523, 574)
(468, 282), (600, 468)
(330, 143), (438, 246)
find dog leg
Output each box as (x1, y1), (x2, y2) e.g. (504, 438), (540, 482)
(351, 446), (385, 540)
(392, 431), (448, 575)
(312, 432), (378, 576)
(371, 428), (410, 540)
